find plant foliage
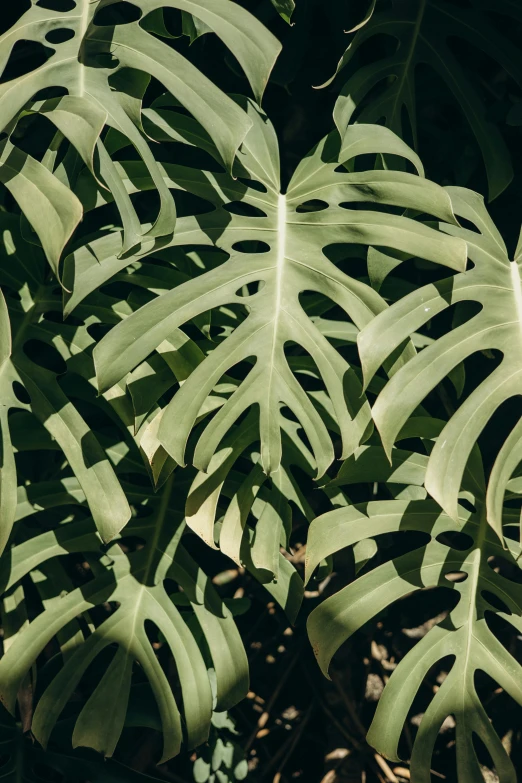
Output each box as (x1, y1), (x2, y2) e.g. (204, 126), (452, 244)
(328, 0), (522, 199)
(1, 1), (522, 782)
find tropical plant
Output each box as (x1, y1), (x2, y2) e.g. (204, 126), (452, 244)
(326, 0), (522, 199)
(307, 425), (522, 781)
(358, 188), (522, 535)
(1, 1), (522, 782)
(90, 103), (464, 477)
(0, 0), (280, 266)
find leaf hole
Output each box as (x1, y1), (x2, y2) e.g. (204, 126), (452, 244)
(44, 310), (83, 326)
(484, 609), (519, 656)
(454, 215), (481, 234)
(471, 728), (498, 773)
(236, 177), (268, 193)
(36, 89), (71, 106)
(435, 531), (473, 551)
(334, 149), (385, 174)
(444, 571), (468, 583)
(87, 323), (112, 342)
(0, 2), (31, 34)
(141, 7), (185, 36)
(235, 281), (265, 297)
(480, 395), (522, 476)
(451, 300), (483, 331)
(295, 199), (329, 213)
(0, 41), (55, 84)
(45, 28), (75, 43)
(144, 619), (162, 646)
(36, 0), (76, 10)
(224, 201), (266, 218)
(12, 381), (30, 405)
(23, 339), (67, 374)
(339, 200), (399, 215)
(9, 111), (60, 159)
(232, 241), (270, 254)
(482, 590), (512, 615)
(487, 555), (522, 583)
(118, 536), (146, 553)
(457, 497), (477, 514)
(93, 2), (142, 25)
(169, 190), (214, 218)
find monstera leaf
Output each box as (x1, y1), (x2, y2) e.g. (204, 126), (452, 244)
(358, 186), (522, 538)
(306, 437), (522, 783)
(328, 0), (522, 199)
(0, 0), (280, 264)
(60, 245), (310, 617)
(0, 474), (248, 762)
(0, 216), (131, 548)
(185, 414), (314, 563)
(88, 101), (466, 480)
(185, 412), (316, 621)
(0, 137), (84, 277)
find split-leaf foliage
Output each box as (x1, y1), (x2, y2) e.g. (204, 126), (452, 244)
(1, 1), (522, 782)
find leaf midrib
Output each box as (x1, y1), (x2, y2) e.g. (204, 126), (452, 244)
(389, 0), (427, 126)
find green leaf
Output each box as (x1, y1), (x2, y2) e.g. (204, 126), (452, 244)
(0, 705), (166, 783)
(270, 0), (295, 24)
(307, 495), (522, 782)
(0, 0), (281, 256)
(358, 187), (522, 535)
(0, 140), (82, 274)
(0, 220), (131, 544)
(0, 290), (16, 555)
(0, 479), (247, 763)
(92, 104), (465, 478)
(329, 0), (522, 199)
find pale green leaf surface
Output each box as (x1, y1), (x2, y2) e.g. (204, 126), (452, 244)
(0, 0), (280, 251)
(92, 104), (465, 478)
(0, 141), (82, 273)
(307, 495), (522, 781)
(358, 187), (522, 534)
(0, 484), (247, 763)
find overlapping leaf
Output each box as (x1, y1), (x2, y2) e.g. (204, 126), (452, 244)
(306, 436), (522, 782)
(328, 0), (522, 199)
(0, 704), (163, 783)
(0, 0), (280, 266)
(0, 470), (248, 763)
(0, 216), (131, 548)
(87, 101), (466, 480)
(61, 249), (312, 619)
(186, 413), (316, 622)
(358, 187), (522, 537)
(3, 8), (522, 776)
